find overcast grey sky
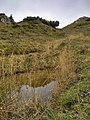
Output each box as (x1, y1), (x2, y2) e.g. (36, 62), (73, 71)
(0, 0), (90, 27)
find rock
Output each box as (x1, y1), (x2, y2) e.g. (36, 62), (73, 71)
(0, 13), (11, 24)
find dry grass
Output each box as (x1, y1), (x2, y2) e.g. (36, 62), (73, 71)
(0, 15), (90, 120)
(0, 45), (78, 120)
(54, 46), (77, 93)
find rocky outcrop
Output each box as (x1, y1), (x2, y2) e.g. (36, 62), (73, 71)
(0, 13), (11, 24)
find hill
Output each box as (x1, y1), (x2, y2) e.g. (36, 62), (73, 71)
(63, 16), (90, 37)
(0, 14), (90, 120)
(0, 14), (64, 55)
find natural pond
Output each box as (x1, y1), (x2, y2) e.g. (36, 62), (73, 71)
(9, 81), (57, 103)
(2, 70), (58, 103)
(21, 81), (57, 102)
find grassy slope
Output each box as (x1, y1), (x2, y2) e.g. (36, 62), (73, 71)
(0, 17), (90, 119)
(0, 19), (64, 55)
(41, 17), (90, 120)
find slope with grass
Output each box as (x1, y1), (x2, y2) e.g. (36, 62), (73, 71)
(0, 14), (90, 120)
(41, 16), (90, 120)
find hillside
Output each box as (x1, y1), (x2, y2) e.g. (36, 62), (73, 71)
(63, 16), (90, 37)
(0, 14), (90, 120)
(0, 14), (64, 55)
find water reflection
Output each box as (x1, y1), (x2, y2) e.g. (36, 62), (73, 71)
(20, 81), (57, 102)
(4, 71), (58, 103)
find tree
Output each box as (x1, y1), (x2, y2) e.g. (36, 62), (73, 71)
(55, 21), (59, 27)
(49, 21), (59, 28)
(9, 14), (15, 25)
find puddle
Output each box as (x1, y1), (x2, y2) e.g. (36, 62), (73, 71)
(4, 71), (58, 102)
(9, 80), (57, 103)
(20, 81), (57, 102)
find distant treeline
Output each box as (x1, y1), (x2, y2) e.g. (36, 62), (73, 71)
(23, 16), (59, 28)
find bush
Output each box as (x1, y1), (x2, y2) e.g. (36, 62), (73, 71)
(23, 16), (59, 28)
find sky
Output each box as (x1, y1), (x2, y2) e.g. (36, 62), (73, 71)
(0, 0), (90, 28)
